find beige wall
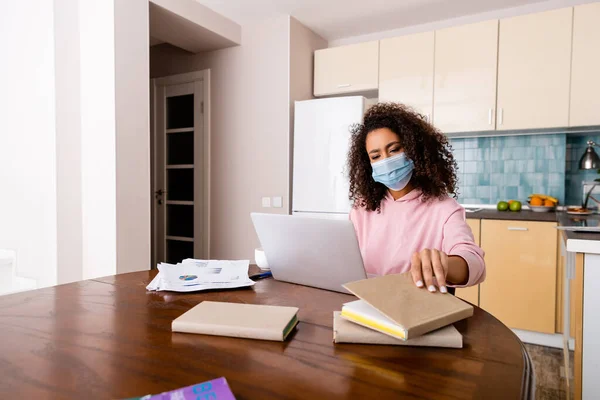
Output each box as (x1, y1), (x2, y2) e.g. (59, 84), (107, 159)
(115, 0), (151, 274)
(289, 17), (328, 211)
(151, 15), (291, 260)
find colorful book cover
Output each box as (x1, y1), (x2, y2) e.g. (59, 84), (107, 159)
(124, 377), (236, 400)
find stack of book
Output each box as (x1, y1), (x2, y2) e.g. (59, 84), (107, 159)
(334, 273), (474, 348)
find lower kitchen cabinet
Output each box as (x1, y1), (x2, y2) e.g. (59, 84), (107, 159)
(479, 219), (558, 333)
(455, 219), (481, 305)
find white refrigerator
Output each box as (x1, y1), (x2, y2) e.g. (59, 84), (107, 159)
(292, 96), (368, 219)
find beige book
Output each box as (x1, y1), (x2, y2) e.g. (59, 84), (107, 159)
(343, 273), (473, 339)
(172, 301), (299, 342)
(333, 312), (463, 348)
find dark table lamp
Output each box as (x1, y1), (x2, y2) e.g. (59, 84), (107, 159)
(579, 140), (600, 209)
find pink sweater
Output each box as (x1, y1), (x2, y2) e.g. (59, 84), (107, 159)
(350, 189), (485, 287)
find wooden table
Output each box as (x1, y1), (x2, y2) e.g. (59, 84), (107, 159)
(0, 270), (533, 399)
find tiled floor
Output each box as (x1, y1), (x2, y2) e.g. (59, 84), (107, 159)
(525, 343), (574, 400)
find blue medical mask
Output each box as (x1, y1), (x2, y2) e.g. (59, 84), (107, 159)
(371, 153), (414, 191)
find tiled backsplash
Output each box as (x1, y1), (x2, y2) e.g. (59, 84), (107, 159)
(450, 135), (566, 205)
(565, 135), (600, 206)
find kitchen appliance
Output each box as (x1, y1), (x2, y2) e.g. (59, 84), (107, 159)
(292, 96), (368, 219)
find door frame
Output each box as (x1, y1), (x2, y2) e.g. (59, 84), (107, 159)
(150, 69), (211, 266)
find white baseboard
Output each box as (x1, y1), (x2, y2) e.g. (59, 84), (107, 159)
(513, 329), (574, 351)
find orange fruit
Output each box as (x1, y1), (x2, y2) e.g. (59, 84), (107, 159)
(530, 197), (543, 206)
(544, 199), (555, 207)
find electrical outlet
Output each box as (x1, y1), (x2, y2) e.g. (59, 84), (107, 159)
(272, 196), (283, 208)
(261, 197), (271, 208)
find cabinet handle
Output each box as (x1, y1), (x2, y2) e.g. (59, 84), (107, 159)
(498, 108), (504, 125)
(337, 83), (351, 88)
(488, 108), (493, 125)
(507, 226), (528, 231)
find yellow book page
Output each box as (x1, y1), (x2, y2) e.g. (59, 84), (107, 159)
(341, 309), (406, 340)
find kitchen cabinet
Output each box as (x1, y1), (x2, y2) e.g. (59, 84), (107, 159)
(480, 220), (558, 333)
(569, 3), (600, 127)
(379, 32), (434, 120)
(456, 219), (481, 305)
(314, 41), (379, 97)
(433, 20), (499, 133)
(496, 8), (573, 130)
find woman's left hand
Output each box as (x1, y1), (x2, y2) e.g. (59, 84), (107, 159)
(410, 249), (449, 293)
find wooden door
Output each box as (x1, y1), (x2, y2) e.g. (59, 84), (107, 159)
(314, 42), (379, 97)
(496, 8), (572, 130)
(480, 220), (557, 333)
(570, 3), (600, 127)
(379, 32), (434, 121)
(153, 76), (205, 264)
(455, 219), (481, 305)
(433, 20), (498, 133)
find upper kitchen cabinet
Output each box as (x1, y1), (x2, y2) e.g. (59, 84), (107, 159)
(570, 3), (600, 127)
(379, 32), (434, 120)
(433, 20), (499, 133)
(496, 8), (572, 130)
(314, 41), (379, 97)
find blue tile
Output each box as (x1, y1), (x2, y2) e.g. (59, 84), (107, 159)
(490, 148), (501, 160)
(513, 147), (526, 159)
(464, 138), (478, 149)
(504, 174), (520, 186)
(453, 149), (465, 161)
(464, 161), (478, 173)
(492, 161), (505, 172)
(479, 173), (490, 185)
(477, 186), (491, 199)
(549, 173), (563, 186)
(535, 159), (546, 171)
(524, 147), (536, 159)
(504, 160), (517, 173)
(504, 186), (518, 199)
(463, 187), (477, 197)
(516, 160), (527, 172)
(536, 147), (546, 159)
(526, 160), (535, 173)
(491, 173), (504, 185)
(450, 139), (464, 150)
(465, 149), (477, 161)
(464, 174), (479, 186)
(490, 186), (500, 202)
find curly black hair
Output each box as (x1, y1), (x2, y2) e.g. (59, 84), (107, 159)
(348, 102), (457, 212)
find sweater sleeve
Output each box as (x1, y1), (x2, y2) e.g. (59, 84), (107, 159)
(442, 207), (486, 287)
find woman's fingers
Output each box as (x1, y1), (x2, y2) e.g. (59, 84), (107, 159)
(431, 249), (447, 293)
(410, 252), (424, 288)
(420, 249), (435, 292)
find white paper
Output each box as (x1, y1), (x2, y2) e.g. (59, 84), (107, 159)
(146, 259), (254, 292)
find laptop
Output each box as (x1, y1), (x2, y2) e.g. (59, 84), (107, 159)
(250, 213), (368, 293)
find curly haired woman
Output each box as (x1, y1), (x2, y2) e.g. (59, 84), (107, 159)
(348, 102), (485, 294)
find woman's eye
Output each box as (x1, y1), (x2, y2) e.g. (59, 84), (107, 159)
(371, 155), (380, 161)
(390, 147), (400, 153)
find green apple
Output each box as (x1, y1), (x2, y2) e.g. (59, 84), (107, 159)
(497, 201), (509, 211)
(509, 201), (522, 212)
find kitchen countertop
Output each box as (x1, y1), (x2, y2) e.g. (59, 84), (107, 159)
(466, 209), (557, 222)
(556, 213), (600, 250)
(465, 208), (600, 250)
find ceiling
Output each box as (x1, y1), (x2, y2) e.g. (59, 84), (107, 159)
(193, 0), (551, 41)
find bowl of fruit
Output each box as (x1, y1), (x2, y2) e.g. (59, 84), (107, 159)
(528, 194), (558, 212)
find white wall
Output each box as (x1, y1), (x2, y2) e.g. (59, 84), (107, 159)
(1, 0), (151, 288)
(0, 1), (58, 288)
(330, 0), (592, 46)
(55, 0), (83, 284)
(152, 15), (321, 260)
(115, 0), (151, 275)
